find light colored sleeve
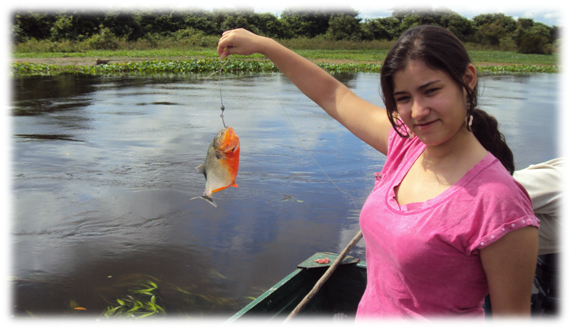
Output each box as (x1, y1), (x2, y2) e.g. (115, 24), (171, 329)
(513, 158), (563, 216)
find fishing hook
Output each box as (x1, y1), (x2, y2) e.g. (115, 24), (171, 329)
(218, 60), (227, 128)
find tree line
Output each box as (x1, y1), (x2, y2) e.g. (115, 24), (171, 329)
(12, 7), (561, 54)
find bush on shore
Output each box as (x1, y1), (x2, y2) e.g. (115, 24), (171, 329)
(12, 8), (561, 55)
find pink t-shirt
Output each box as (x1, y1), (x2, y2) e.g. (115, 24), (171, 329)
(356, 128), (539, 319)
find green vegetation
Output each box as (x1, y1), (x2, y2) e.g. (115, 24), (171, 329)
(12, 48), (219, 59)
(102, 281), (166, 318)
(14, 273), (259, 319)
(11, 57), (559, 77)
(11, 46), (559, 67)
(10, 7), (560, 76)
(469, 51), (558, 66)
(12, 7), (561, 55)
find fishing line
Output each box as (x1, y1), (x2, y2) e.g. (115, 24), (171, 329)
(260, 68), (360, 212)
(218, 60), (227, 128)
(204, 59), (230, 128)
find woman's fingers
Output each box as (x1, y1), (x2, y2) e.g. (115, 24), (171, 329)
(217, 33), (232, 58)
(217, 29), (261, 59)
(217, 31), (239, 59)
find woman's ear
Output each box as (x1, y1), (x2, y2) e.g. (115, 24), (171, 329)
(464, 64), (477, 90)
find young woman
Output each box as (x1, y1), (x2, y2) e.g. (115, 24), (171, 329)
(217, 25), (539, 318)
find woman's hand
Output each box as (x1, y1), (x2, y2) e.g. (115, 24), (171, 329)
(217, 28), (269, 59)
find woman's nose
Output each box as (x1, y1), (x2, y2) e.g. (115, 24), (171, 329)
(411, 99), (428, 120)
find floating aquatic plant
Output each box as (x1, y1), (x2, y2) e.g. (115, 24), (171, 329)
(11, 58), (559, 77)
(102, 281), (166, 319)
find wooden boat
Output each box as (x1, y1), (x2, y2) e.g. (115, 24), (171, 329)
(227, 251), (558, 321)
(226, 252), (366, 322)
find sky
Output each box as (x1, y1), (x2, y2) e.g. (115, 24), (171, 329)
(4, 0), (566, 27)
(204, 0), (565, 27)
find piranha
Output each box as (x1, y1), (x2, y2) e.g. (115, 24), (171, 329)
(191, 126), (240, 207)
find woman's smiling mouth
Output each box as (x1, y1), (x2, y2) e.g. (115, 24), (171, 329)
(415, 119), (439, 131)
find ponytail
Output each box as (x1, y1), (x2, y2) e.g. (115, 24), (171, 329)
(470, 109), (515, 175)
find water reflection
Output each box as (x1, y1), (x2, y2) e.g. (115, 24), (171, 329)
(12, 75), (99, 116)
(10, 72), (559, 318)
(478, 73), (559, 168)
(14, 134), (85, 142)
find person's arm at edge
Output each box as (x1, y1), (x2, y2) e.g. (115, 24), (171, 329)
(480, 226), (538, 316)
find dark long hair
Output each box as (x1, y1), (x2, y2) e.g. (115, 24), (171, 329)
(380, 25), (514, 174)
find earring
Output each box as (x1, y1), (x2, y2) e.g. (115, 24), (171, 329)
(466, 114), (473, 132)
(407, 128), (415, 138)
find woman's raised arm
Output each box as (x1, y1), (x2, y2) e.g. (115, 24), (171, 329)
(217, 28), (393, 155)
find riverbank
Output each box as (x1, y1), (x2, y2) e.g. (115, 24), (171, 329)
(11, 56), (560, 76)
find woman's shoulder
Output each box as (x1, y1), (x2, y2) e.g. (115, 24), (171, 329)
(382, 127), (424, 175)
(468, 154), (532, 205)
(386, 126), (424, 157)
(460, 154), (537, 253)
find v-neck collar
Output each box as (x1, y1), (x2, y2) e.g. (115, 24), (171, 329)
(386, 146), (494, 213)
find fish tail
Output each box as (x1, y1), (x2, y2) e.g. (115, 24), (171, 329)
(201, 195), (217, 207)
(190, 195), (217, 208)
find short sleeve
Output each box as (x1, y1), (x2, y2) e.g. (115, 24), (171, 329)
(464, 161), (540, 254)
(475, 216), (540, 251)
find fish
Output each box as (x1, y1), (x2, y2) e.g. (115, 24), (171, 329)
(191, 126), (240, 207)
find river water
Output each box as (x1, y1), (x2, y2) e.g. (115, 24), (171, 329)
(9, 72), (559, 319)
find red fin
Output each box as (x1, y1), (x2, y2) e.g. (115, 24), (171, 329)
(211, 186), (229, 193)
(211, 182), (238, 194)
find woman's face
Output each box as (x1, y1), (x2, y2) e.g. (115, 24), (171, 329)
(392, 60), (474, 147)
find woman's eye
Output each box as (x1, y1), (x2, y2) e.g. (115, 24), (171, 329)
(426, 88), (439, 95)
(395, 96), (410, 103)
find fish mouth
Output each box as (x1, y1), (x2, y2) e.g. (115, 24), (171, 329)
(219, 127), (240, 152)
(224, 127), (235, 139)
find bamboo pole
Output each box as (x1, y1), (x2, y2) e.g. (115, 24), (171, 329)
(283, 230), (364, 322)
